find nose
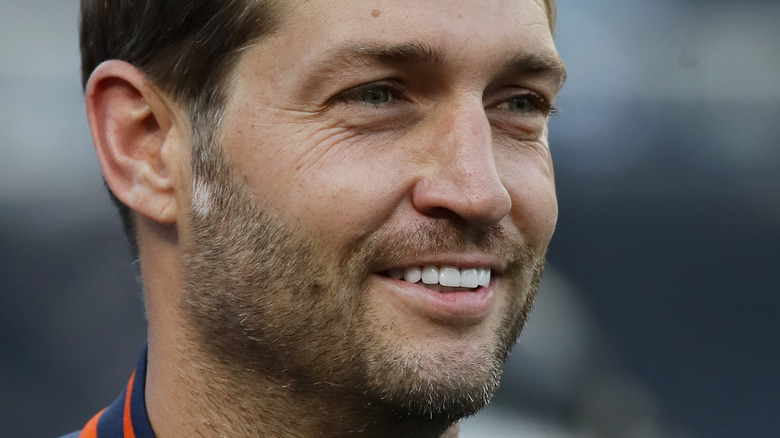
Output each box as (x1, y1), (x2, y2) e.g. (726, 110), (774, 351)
(411, 100), (512, 227)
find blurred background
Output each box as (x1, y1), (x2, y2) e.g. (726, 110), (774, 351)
(1, 0), (778, 436)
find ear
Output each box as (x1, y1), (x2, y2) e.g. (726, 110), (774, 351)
(85, 60), (188, 224)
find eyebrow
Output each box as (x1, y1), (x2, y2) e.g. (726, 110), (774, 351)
(302, 40), (566, 94)
(308, 41), (446, 74)
(502, 52), (568, 93)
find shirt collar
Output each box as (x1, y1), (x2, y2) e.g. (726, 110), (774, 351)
(86, 345), (155, 438)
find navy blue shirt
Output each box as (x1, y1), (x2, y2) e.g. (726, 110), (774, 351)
(62, 346), (155, 438)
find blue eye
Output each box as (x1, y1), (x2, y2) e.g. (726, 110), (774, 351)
(496, 93), (556, 117)
(359, 87), (391, 105)
(338, 83), (398, 107)
(506, 96), (537, 113)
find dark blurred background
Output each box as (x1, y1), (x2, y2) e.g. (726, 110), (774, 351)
(2, 1), (778, 437)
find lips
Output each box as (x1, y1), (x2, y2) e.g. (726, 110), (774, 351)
(374, 260), (500, 324)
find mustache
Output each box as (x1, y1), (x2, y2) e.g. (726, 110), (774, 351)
(359, 220), (534, 271)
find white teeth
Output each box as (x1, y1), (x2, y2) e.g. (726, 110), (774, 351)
(404, 266), (422, 283)
(460, 268), (479, 288)
(422, 266), (439, 284)
(392, 265), (492, 289)
(439, 266), (461, 287)
(478, 268), (491, 287)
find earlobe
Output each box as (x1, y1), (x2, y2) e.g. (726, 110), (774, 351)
(85, 60), (185, 224)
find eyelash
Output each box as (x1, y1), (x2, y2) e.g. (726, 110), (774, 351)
(334, 82), (558, 118)
(495, 92), (557, 117)
(335, 82), (404, 107)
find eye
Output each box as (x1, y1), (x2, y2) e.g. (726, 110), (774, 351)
(335, 82), (401, 107)
(506, 96), (537, 113)
(495, 92), (556, 116)
(359, 87), (392, 105)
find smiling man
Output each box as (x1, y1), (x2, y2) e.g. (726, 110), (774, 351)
(66, 0), (565, 437)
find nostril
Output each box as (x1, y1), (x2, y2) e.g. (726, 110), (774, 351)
(411, 169), (511, 227)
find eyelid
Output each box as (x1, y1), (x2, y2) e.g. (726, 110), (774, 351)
(489, 89), (557, 116)
(332, 80), (406, 105)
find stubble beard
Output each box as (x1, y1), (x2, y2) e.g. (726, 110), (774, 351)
(180, 146), (546, 429)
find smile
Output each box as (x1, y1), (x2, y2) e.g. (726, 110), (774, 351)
(382, 266), (491, 290)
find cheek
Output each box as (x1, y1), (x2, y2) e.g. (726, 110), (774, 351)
(290, 160), (406, 244)
(502, 156), (558, 250)
(515, 182), (558, 248)
(225, 125), (409, 246)
(298, 180), (380, 234)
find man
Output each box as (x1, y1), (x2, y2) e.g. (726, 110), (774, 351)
(66, 0), (565, 436)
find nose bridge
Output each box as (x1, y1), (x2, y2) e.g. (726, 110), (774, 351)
(445, 98), (494, 175)
(413, 96), (512, 226)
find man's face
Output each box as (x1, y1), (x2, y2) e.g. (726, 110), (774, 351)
(181, 0), (563, 421)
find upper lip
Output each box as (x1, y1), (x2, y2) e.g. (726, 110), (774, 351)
(375, 253), (507, 275)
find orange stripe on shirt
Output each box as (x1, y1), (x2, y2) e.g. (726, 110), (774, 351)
(79, 408), (104, 438)
(123, 371), (137, 438)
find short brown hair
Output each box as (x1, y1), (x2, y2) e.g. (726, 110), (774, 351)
(79, 0), (557, 259)
(80, 0), (287, 258)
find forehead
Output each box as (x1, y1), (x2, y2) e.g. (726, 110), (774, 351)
(267, 0), (557, 70)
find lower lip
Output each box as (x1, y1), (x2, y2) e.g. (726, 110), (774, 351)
(377, 275), (496, 324)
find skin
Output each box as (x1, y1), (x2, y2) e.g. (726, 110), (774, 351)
(84, 0), (565, 436)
